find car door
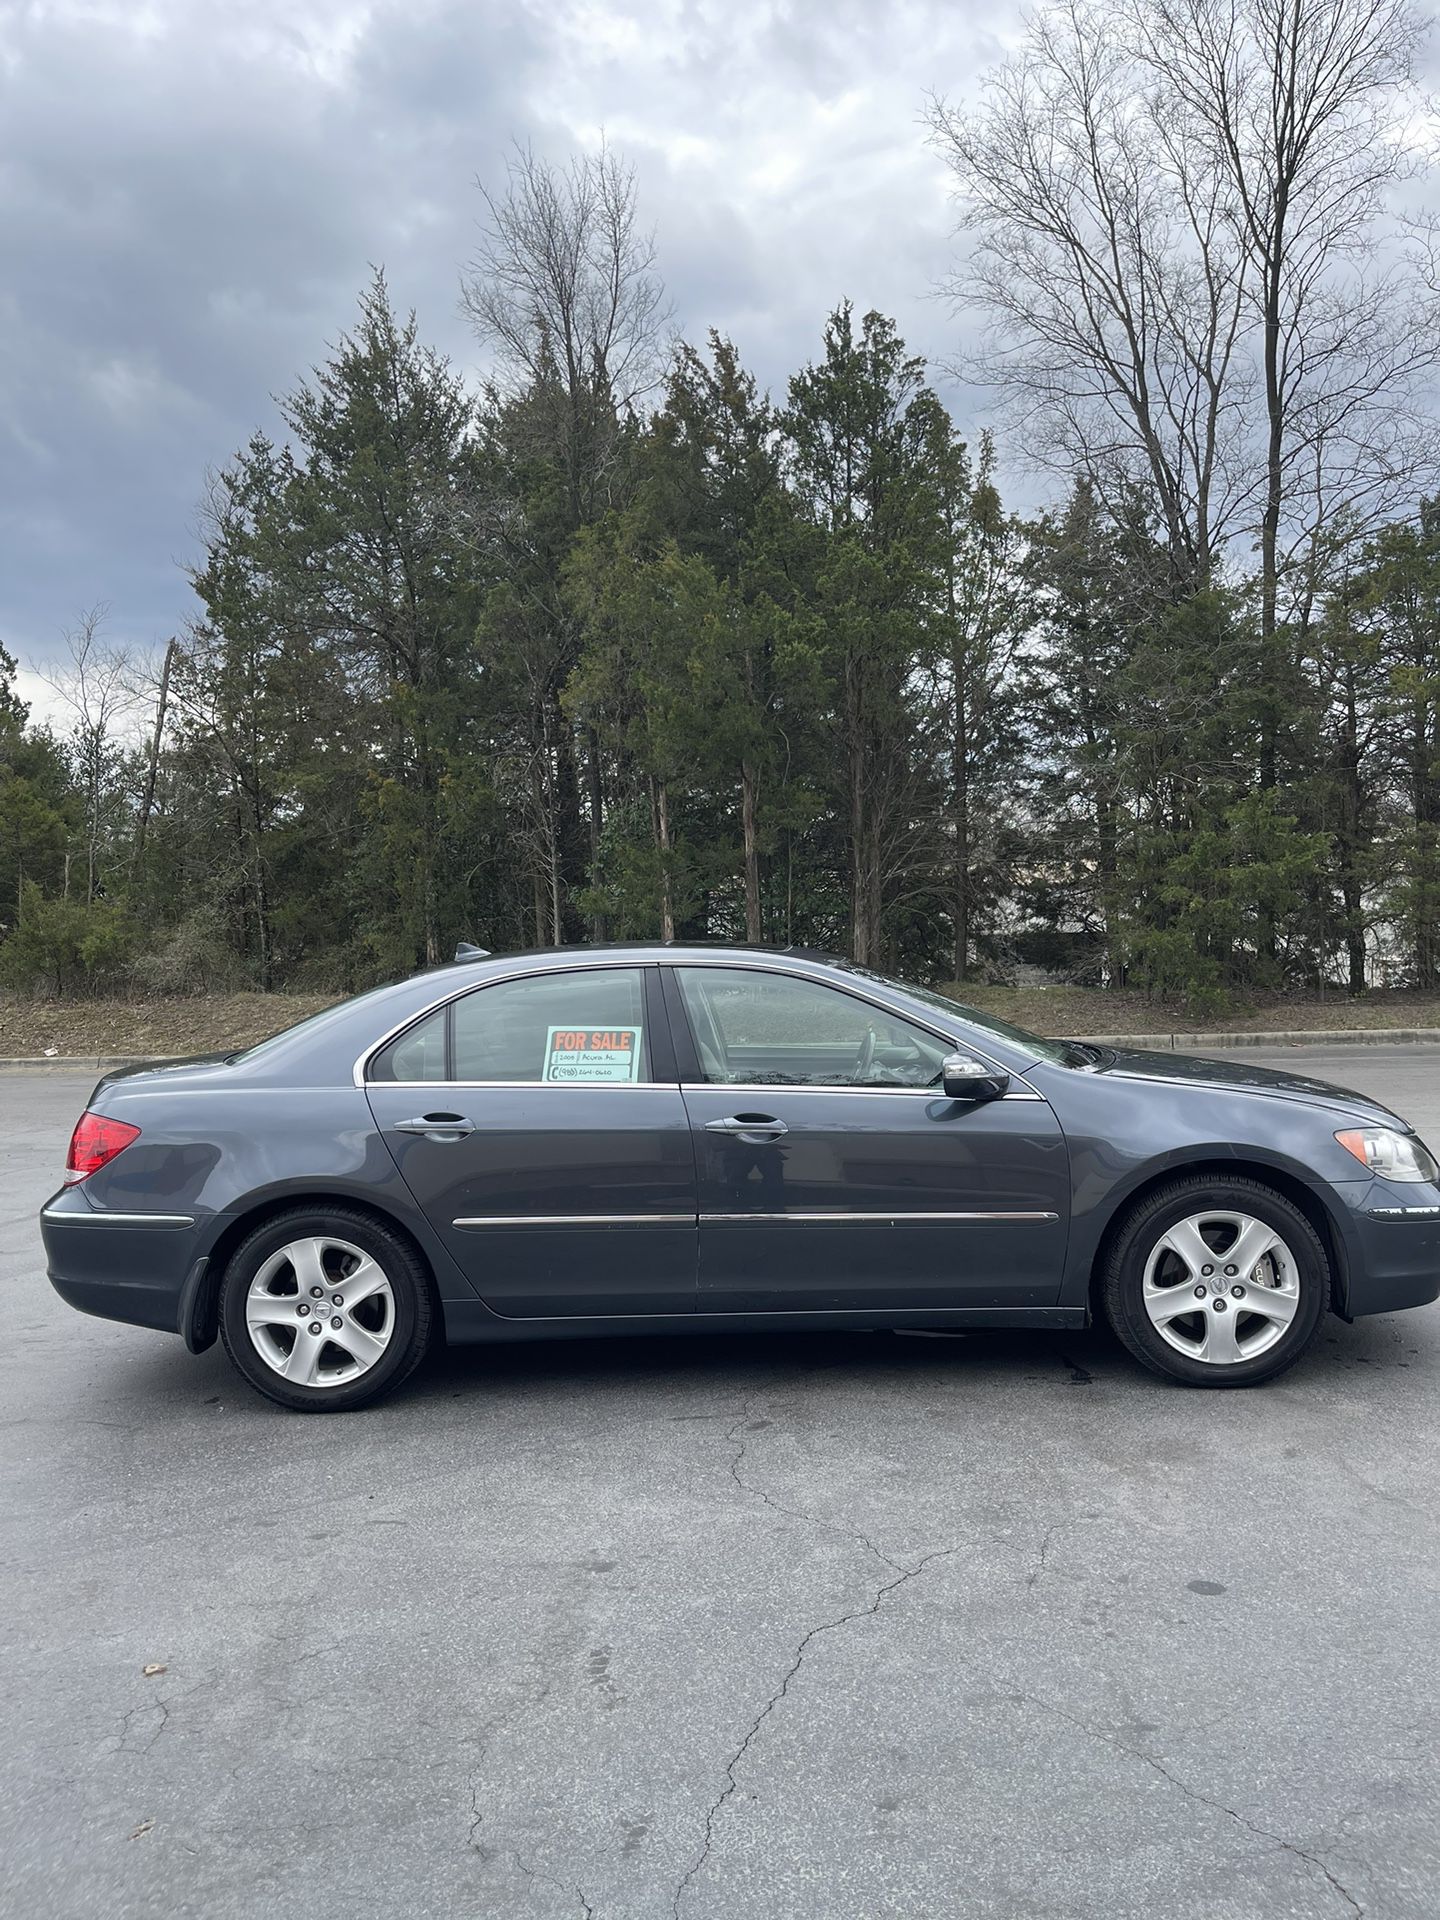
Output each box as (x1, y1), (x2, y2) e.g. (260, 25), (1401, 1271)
(664, 964), (1069, 1314)
(364, 964), (697, 1318)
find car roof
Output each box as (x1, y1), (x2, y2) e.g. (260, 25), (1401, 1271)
(420, 940), (850, 978)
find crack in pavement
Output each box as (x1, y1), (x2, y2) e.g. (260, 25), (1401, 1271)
(1025, 1523), (1056, 1593)
(681, 1387), (1361, 1918)
(671, 1542), (961, 1918)
(1003, 1680), (1364, 1917)
(723, 1395), (906, 1576)
(112, 1678), (223, 1760)
(116, 1695), (170, 1756)
(511, 1848), (593, 1919)
(672, 1390), (960, 1918)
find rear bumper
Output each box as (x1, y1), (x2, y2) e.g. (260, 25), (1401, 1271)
(41, 1192), (207, 1338)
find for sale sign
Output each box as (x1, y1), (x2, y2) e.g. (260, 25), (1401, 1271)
(543, 1025), (644, 1083)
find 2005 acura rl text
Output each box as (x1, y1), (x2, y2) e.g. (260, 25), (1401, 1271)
(40, 944), (1440, 1411)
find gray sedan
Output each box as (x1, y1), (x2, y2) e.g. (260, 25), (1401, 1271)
(40, 943), (1440, 1410)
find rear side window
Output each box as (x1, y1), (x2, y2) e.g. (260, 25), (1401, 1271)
(368, 968), (653, 1084)
(369, 1008), (447, 1083)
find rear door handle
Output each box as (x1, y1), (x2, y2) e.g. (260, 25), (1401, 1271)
(393, 1113), (476, 1141)
(705, 1114), (789, 1139)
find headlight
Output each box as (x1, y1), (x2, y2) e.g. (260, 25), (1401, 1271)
(1335, 1127), (1440, 1183)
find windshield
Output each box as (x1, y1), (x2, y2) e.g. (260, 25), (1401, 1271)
(850, 968), (1098, 1069)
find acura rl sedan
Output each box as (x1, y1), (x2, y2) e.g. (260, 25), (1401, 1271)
(41, 943), (1440, 1410)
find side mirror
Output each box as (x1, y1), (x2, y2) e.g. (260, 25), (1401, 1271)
(941, 1054), (1010, 1102)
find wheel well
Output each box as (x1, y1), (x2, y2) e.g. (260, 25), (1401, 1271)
(187, 1193), (440, 1353)
(1088, 1158), (1348, 1317)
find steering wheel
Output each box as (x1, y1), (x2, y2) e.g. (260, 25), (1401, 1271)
(853, 1025), (877, 1085)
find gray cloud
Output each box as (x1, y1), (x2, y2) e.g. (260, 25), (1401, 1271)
(0, 0), (1019, 667)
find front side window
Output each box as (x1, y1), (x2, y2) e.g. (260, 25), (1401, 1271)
(369, 967), (652, 1084)
(675, 967), (948, 1089)
(849, 965), (1094, 1069)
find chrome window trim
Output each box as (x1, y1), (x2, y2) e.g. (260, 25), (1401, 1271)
(370, 1079), (664, 1093)
(367, 1079), (1041, 1099)
(679, 1082), (1044, 1102)
(354, 952), (1046, 1096)
(42, 1208), (196, 1228)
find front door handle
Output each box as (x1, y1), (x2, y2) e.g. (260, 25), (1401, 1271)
(705, 1114), (789, 1139)
(393, 1113), (476, 1141)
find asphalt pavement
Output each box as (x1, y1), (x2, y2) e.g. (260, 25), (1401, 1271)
(3, 1048), (1438, 1920)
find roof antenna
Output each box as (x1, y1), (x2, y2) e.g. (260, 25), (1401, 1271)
(454, 941), (490, 962)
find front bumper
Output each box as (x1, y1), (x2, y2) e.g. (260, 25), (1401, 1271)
(1342, 1183), (1440, 1316)
(41, 1189), (208, 1337)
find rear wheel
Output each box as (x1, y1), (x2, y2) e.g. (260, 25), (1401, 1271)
(219, 1207), (433, 1412)
(1101, 1176), (1330, 1387)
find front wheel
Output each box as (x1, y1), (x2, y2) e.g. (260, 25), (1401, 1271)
(1101, 1176), (1331, 1387)
(219, 1207), (434, 1412)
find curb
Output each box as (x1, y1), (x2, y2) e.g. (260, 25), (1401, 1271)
(0, 1055), (185, 1074)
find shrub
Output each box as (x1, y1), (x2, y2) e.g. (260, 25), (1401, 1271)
(0, 883), (137, 997)
(127, 906), (245, 996)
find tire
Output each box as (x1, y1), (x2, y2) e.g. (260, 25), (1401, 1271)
(1100, 1175), (1331, 1388)
(218, 1206), (434, 1412)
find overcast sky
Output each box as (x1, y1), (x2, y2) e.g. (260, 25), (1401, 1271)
(1, 0), (1025, 695)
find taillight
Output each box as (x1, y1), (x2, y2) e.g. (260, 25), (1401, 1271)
(65, 1112), (141, 1184)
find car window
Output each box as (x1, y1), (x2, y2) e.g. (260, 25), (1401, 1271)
(369, 966), (654, 1084)
(675, 967), (948, 1088)
(369, 1007), (448, 1083)
(454, 967), (650, 1082)
(848, 965), (1094, 1068)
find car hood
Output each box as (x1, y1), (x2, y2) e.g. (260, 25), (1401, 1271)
(1095, 1045), (1410, 1127)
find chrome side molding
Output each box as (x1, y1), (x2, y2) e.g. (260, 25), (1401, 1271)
(452, 1209), (1059, 1228)
(42, 1209), (196, 1229)
(453, 1212), (695, 1228)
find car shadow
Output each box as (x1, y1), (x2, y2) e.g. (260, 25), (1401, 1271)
(397, 1306), (1430, 1405)
(101, 1298), (1436, 1419)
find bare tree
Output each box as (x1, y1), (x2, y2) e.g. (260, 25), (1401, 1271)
(35, 607), (139, 903)
(1132, 0), (1437, 772)
(927, 0), (1252, 592)
(462, 140), (670, 528)
(928, 0), (1438, 638)
(462, 140), (670, 937)
(133, 634), (177, 872)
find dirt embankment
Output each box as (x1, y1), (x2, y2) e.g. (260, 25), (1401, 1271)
(0, 993), (337, 1059)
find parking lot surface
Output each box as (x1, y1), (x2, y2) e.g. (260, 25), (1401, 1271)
(3, 1048), (1439, 1919)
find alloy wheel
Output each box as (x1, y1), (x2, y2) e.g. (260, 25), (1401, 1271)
(244, 1235), (395, 1388)
(1141, 1209), (1301, 1366)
